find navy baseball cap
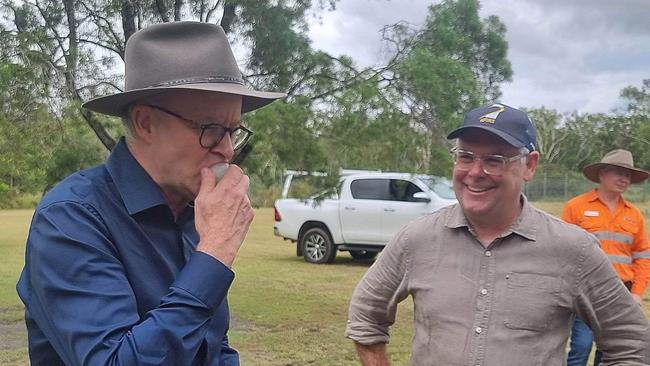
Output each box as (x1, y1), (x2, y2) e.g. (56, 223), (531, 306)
(446, 103), (537, 152)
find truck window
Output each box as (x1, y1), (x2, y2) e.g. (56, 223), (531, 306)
(389, 179), (423, 202)
(420, 176), (456, 200)
(350, 179), (391, 200)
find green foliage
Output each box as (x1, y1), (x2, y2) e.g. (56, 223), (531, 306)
(0, 99), (106, 207)
(381, 0), (511, 172)
(619, 79), (650, 169)
(3, 0), (645, 209)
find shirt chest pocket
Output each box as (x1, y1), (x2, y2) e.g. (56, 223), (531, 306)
(617, 218), (639, 236)
(503, 272), (562, 332)
(577, 215), (604, 232)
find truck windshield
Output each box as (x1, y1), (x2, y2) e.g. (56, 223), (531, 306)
(420, 176), (457, 200)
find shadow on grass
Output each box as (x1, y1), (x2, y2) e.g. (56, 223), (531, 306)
(270, 253), (376, 267)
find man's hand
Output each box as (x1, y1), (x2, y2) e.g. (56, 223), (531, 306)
(631, 293), (643, 305)
(355, 342), (390, 366)
(195, 166), (254, 267)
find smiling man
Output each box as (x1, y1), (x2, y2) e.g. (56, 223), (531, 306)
(345, 104), (650, 365)
(563, 149), (650, 366)
(16, 22), (284, 365)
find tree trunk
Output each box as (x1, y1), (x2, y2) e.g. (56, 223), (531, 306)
(80, 109), (116, 151)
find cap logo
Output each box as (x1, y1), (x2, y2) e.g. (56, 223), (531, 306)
(479, 104), (505, 124)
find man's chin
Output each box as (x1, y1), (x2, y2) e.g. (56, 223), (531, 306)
(459, 200), (491, 217)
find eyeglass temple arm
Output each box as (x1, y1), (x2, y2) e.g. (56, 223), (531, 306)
(231, 144), (253, 165)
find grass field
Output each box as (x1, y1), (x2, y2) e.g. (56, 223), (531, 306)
(1, 203), (649, 365)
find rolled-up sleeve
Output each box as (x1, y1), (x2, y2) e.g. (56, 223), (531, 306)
(346, 228), (410, 345)
(19, 202), (235, 366)
(575, 235), (650, 365)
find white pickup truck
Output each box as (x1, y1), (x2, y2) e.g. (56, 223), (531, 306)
(273, 170), (458, 264)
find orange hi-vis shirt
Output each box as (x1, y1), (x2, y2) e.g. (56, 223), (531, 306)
(561, 189), (650, 296)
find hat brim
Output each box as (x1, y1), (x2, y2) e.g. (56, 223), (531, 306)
(446, 125), (525, 149)
(82, 83), (287, 117)
(583, 162), (650, 184)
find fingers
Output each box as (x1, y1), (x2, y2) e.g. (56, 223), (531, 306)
(197, 167), (218, 198)
(193, 167), (253, 267)
(220, 164), (244, 186)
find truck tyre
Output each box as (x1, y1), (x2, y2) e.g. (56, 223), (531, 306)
(300, 227), (336, 264)
(349, 250), (378, 261)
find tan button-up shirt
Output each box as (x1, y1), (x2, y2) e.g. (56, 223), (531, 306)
(346, 199), (650, 366)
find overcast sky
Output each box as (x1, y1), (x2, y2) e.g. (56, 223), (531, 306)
(307, 0), (650, 114)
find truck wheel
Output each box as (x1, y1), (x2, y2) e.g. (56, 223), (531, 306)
(349, 250), (378, 261)
(301, 227), (336, 264)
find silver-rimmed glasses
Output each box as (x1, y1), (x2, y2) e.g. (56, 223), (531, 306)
(451, 147), (528, 176)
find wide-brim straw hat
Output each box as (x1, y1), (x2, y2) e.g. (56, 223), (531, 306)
(82, 21), (286, 117)
(583, 149), (650, 184)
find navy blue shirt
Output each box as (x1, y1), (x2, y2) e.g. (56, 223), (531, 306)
(17, 138), (239, 365)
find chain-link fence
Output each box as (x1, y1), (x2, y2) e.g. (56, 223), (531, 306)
(524, 170), (650, 203)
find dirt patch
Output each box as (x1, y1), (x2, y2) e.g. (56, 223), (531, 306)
(0, 312), (256, 351)
(230, 313), (255, 332)
(0, 321), (27, 351)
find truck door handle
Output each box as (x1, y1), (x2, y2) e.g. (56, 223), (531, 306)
(344, 206), (356, 211)
(384, 208), (395, 212)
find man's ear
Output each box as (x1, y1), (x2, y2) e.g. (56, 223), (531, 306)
(130, 105), (156, 144)
(523, 151), (540, 182)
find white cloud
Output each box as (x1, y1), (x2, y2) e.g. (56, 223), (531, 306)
(307, 0), (650, 114)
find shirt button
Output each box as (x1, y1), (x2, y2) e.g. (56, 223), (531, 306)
(475, 327), (483, 334)
(480, 288), (488, 295)
(485, 251), (492, 257)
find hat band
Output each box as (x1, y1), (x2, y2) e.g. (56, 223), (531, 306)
(150, 75), (245, 88)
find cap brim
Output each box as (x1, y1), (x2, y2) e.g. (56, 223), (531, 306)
(583, 163), (650, 184)
(446, 125), (525, 148)
(82, 83), (287, 117)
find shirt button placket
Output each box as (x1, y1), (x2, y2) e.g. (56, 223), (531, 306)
(471, 248), (495, 366)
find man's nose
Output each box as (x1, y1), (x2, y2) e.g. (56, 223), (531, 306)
(211, 132), (234, 160)
(467, 158), (487, 177)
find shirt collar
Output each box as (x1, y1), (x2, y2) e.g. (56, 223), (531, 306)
(106, 137), (169, 215)
(445, 194), (537, 242)
(587, 188), (632, 208)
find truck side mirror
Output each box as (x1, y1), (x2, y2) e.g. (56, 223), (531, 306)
(412, 192), (431, 203)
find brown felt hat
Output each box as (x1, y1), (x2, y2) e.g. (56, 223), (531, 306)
(583, 149), (649, 184)
(82, 21), (286, 117)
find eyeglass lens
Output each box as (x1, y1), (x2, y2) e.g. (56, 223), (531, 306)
(453, 151), (509, 175)
(201, 126), (249, 149)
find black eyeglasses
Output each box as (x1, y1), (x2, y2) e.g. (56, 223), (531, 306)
(450, 147), (528, 176)
(144, 104), (253, 150)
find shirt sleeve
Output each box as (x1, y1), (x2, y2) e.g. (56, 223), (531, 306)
(345, 227), (410, 345)
(575, 234), (650, 364)
(560, 200), (578, 225)
(22, 201), (236, 366)
(219, 335), (240, 366)
(630, 212), (650, 295)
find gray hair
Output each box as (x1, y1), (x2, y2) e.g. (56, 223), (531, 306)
(120, 104), (137, 141)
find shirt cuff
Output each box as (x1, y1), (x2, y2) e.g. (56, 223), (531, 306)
(173, 251), (235, 310)
(345, 320), (390, 345)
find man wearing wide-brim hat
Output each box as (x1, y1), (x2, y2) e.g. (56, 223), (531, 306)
(562, 149), (650, 366)
(17, 21), (285, 365)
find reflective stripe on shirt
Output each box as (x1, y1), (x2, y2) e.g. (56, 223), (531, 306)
(608, 255), (632, 264)
(632, 250), (650, 259)
(592, 231), (633, 245)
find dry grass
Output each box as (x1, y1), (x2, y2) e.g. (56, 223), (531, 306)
(1, 203), (648, 365)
